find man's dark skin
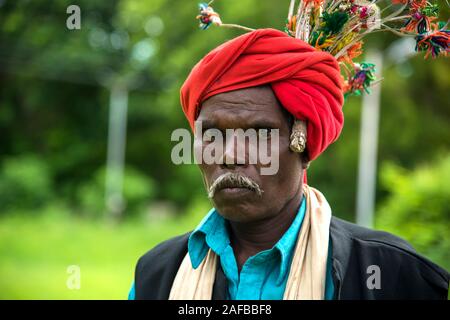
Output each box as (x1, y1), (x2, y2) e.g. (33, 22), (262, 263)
(195, 85), (309, 271)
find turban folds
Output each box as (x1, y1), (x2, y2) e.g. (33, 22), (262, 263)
(180, 28), (344, 161)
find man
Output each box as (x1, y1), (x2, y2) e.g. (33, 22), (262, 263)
(131, 29), (449, 300)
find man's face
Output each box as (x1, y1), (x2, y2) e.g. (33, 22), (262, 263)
(195, 85), (305, 223)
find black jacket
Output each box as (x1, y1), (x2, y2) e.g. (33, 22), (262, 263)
(134, 217), (449, 300)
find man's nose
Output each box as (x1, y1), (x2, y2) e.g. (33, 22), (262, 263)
(221, 131), (248, 169)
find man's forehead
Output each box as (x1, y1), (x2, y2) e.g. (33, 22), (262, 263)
(199, 86), (284, 118)
(202, 86), (277, 107)
(197, 86), (293, 130)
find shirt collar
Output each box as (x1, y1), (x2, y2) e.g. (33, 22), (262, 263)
(188, 197), (307, 285)
(188, 208), (230, 268)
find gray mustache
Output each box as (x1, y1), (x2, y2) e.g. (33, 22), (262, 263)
(208, 172), (263, 198)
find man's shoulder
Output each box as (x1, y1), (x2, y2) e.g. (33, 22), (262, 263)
(330, 216), (415, 252)
(134, 232), (192, 299)
(330, 216), (449, 299)
(137, 232), (192, 267)
(330, 216), (446, 272)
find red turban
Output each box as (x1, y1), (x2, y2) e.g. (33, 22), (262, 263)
(180, 28), (344, 161)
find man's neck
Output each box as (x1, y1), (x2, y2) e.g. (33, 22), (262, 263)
(228, 188), (303, 271)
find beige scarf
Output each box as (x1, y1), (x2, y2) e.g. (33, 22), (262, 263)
(169, 184), (331, 300)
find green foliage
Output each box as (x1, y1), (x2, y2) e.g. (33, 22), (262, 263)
(0, 155), (53, 211)
(376, 155), (450, 270)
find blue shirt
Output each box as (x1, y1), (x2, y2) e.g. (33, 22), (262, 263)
(188, 197), (334, 300)
(128, 198), (334, 300)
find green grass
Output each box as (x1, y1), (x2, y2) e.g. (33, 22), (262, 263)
(0, 204), (208, 299)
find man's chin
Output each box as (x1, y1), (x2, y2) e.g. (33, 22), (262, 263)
(212, 200), (266, 223)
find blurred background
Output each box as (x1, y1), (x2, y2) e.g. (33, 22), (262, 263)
(0, 0), (448, 299)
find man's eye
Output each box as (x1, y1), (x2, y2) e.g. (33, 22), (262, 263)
(258, 128), (271, 139)
(203, 128), (219, 141)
